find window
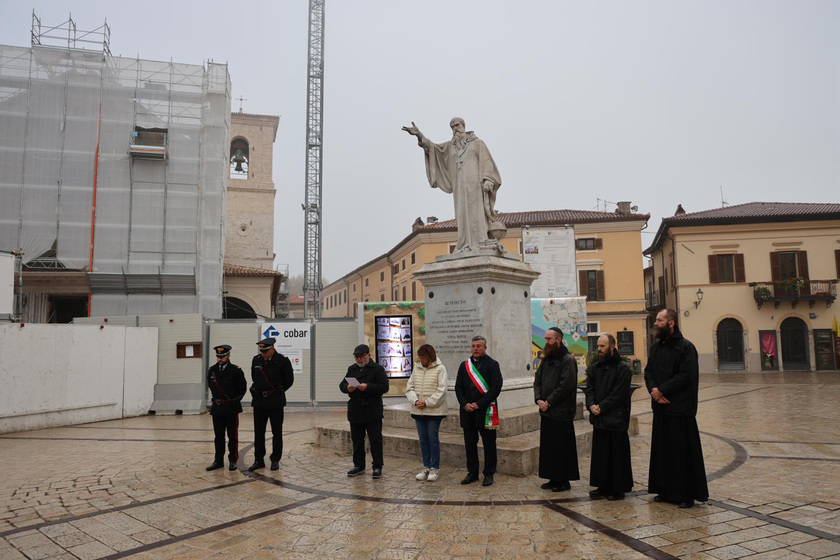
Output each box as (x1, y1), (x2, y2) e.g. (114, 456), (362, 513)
(579, 270), (605, 301)
(393, 264), (399, 276)
(380, 271), (385, 282)
(836, 250), (840, 278)
(353, 284), (357, 293)
(449, 243), (457, 254)
(586, 322), (599, 333)
(770, 251), (810, 297)
(380, 294), (385, 301)
(364, 278), (369, 288)
(394, 289), (399, 300)
(402, 285), (407, 300)
(411, 281), (416, 300)
(576, 238), (603, 251)
(411, 252), (416, 265)
(402, 259), (406, 271)
(708, 254), (745, 283)
(664, 269), (668, 294)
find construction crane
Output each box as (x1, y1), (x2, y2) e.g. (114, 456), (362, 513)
(303, 0), (325, 319)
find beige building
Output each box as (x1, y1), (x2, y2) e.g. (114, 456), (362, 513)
(322, 209), (650, 362)
(643, 202), (840, 372)
(222, 111), (284, 318)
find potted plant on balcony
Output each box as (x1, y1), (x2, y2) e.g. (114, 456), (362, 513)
(754, 286), (772, 302)
(780, 277), (804, 296)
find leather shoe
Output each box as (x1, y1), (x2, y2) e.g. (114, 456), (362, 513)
(541, 481), (557, 490)
(372, 468), (382, 479)
(270, 461), (279, 471)
(205, 461), (223, 471)
(653, 495), (666, 503)
(482, 474), (494, 487)
(678, 500), (694, 509)
(248, 461), (265, 472)
(589, 489), (604, 498)
(606, 493), (625, 501)
(347, 466), (365, 477)
(460, 472), (479, 485)
(552, 481), (571, 492)
(228, 463), (238, 471)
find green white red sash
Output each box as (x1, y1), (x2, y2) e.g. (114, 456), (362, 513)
(465, 359), (499, 430)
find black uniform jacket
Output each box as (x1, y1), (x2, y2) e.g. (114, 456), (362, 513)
(585, 351), (632, 431)
(339, 360), (390, 424)
(251, 351), (295, 408)
(643, 328), (700, 417)
(533, 347), (578, 422)
(455, 354), (503, 429)
(207, 362), (247, 415)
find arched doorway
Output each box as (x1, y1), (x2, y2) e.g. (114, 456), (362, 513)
(716, 318), (744, 370)
(223, 297), (256, 319)
(780, 317), (809, 371)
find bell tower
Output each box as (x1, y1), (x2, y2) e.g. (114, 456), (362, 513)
(225, 111), (280, 269)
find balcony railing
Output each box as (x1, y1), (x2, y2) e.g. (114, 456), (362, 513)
(645, 290), (664, 310)
(751, 279), (837, 309)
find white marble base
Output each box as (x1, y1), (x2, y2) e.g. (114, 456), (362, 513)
(413, 255), (540, 412)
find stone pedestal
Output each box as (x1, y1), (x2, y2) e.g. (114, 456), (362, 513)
(413, 254), (540, 410)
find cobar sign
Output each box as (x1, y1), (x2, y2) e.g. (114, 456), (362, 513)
(260, 321), (311, 351)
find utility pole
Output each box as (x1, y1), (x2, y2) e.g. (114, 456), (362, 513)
(303, 0), (325, 319)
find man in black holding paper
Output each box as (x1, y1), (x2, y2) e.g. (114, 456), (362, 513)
(455, 335), (503, 487)
(248, 337), (294, 472)
(340, 344), (390, 479)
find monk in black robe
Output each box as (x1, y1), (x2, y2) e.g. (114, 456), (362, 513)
(644, 309), (709, 508)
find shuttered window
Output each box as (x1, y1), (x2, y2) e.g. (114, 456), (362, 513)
(708, 254), (745, 283)
(579, 270), (605, 301)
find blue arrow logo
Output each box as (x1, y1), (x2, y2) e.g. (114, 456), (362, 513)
(263, 325), (279, 338)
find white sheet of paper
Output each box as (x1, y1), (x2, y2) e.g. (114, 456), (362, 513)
(345, 377), (361, 387)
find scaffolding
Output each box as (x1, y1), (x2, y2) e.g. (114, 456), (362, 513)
(0, 14), (231, 318)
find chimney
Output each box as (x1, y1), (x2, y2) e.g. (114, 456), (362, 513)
(674, 204), (685, 215)
(617, 201), (632, 215)
(412, 217), (424, 231)
(426, 216), (438, 224)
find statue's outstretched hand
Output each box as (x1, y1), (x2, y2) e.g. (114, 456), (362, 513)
(401, 121), (421, 136)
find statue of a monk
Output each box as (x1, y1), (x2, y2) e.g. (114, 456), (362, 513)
(402, 118), (502, 253)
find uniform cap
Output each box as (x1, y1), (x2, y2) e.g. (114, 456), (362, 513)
(257, 338), (276, 351)
(214, 344), (231, 357)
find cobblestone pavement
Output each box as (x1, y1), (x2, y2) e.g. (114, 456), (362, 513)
(1, 372), (838, 559)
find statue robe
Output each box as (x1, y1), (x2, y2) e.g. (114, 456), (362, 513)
(420, 132), (502, 252)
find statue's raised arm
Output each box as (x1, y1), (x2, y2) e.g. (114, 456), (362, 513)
(401, 121), (425, 145)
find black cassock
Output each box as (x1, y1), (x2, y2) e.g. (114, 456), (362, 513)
(648, 414), (709, 502)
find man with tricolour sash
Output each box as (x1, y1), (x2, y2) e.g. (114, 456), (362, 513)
(455, 335), (503, 487)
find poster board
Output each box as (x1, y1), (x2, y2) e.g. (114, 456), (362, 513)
(522, 227), (577, 297)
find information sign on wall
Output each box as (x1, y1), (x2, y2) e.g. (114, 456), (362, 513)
(522, 227), (577, 297)
(616, 331), (635, 356)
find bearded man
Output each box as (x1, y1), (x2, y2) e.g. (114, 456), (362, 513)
(644, 309), (708, 508)
(402, 118), (502, 253)
(585, 334), (633, 500)
(533, 327), (580, 492)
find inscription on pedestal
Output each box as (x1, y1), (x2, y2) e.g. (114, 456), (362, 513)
(427, 299), (482, 353)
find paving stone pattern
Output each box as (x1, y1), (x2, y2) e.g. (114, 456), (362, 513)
(0, 373), (838, 559)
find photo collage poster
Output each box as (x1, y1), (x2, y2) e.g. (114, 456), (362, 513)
(375, 315), (413, 377)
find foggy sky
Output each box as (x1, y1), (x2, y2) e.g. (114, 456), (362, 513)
(2, 1), (837, 281)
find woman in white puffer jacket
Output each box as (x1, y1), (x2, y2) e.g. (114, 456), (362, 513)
(405, 344), (448, 482)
